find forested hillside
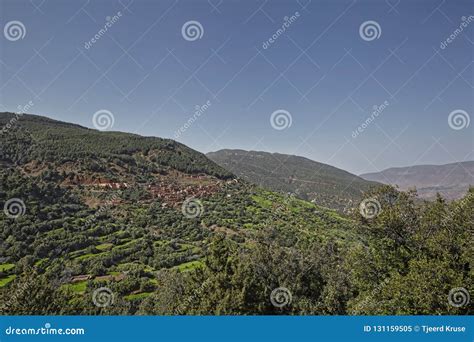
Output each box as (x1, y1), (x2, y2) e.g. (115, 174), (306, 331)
(207, 149), (380, 212)
(0, 113), (472, 315)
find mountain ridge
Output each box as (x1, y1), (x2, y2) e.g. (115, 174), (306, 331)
(1, 112), (472, 316)
(360, 161), (474, 200)
(0, 112), (234, 180)
(207, 149), (380, 212)
(361, 160), (474, 174)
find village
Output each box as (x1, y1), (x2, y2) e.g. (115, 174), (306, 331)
(146, 175), (222, 207)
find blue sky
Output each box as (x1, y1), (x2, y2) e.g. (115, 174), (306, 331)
(0, 0), (472, 174)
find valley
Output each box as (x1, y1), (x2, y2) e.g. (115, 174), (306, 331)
(0, 113), (472, 315)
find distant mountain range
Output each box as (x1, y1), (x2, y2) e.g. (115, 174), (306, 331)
(360, 161), (474, 200)
(207, 149), (380, 212)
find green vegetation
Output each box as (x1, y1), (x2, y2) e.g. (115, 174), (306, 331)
(0, 264), (15, 272)
(0, 113), (232, 180)
(176, 260), (203, 272)
(0, 275), (16, 287)
(96, 243), (113, 251)
(207, 149), (380, 213)
(124, 292), (153, 301)
(63, 281), (88, 293)
(0, 113), (471, 315)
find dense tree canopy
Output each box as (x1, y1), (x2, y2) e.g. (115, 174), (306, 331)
(0, 113), (472, 315)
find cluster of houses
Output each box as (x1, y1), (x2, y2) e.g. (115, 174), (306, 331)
(96, 182), (129, 189)
(147, 180), (220, 206)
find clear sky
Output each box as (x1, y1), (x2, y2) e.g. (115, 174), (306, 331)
(0, 0), (472, 174)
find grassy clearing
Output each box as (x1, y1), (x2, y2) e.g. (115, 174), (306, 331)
(96, 243), (113, 251)
(176, 260), (203, 272)
(0, 275), (16, 287)
(124, 292), (152, 301)
(74, 252), (107, 261)
(251, 194), (273, 208)
(34, 258), (49, 267)
(0, 263), (15, 272)
(63, 280), (88, 293)
(69, 248), (89, 258)
(113, 239), (137, 251)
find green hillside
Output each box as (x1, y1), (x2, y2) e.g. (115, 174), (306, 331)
(1, 113), (233, 180)
(207, 149), (380, 212)
(0, 113), (471, 315)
